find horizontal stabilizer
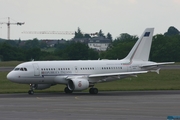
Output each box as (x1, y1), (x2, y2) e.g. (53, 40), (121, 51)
(141, 62), (175, 68)
(150, 68), (160, 74)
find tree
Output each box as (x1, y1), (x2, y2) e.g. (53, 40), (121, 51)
(106, 32), (112, 40)
(65, 42), (89, 60)
(88, 48), (99, 60)
(150, 34), (180, 62)
(164, 26), (180, 36)
(25, 48), (41, 60)
(101, 34), (138, 59)
(84, 34), (91, 38)
(55, 41), (99, 60)
(4, 40), (18, 47)
(74, 27), (84, 38)
(98, 30), (105, 37)
(23, 38), (40, 49)
(0, 42), (24, 61)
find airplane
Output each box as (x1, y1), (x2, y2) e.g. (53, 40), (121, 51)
(7, 28), (174, 95)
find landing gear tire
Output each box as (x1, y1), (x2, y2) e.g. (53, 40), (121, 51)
(64, 87), (73, 94)
(89, 88), (98, 94)
(28, 90), (34, 95)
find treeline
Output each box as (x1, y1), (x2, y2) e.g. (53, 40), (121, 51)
(0, 40), (99, 61)
(101, 26), (180, 62)
(0, 26), (180, 62)
(101, 33), (180, 62)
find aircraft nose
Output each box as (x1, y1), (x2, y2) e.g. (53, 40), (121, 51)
(7, 72), (14, 81)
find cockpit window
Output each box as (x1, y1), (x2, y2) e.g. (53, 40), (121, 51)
(14, 67), (27, 71)
(14, 68), (20, 71)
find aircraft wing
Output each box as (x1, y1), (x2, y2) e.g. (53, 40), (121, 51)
(140, 62), (175, 68)
(88, 71), (147, 78)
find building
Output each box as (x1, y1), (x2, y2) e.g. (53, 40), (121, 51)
(88, 37), (112, 51)
(71, 38), (90, 44)
(41, 39), (66, 47)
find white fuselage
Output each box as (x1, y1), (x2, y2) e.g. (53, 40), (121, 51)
(7, 59), (153, 84)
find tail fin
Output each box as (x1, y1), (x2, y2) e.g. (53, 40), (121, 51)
(124, 28), (154, 61)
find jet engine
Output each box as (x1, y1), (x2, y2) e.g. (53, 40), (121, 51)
(68, 79), (89, 91)
(31, 84), (51, 90)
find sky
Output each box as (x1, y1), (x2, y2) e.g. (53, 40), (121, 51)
(0, 0), (180, 40)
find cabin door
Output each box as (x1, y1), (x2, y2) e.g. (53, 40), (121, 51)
(33, 63), (40, 76)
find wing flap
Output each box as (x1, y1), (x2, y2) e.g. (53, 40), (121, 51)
(89, 71), (147, 78)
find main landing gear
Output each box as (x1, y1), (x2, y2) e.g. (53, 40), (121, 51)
(64, 87), (73, 94)
(89, 88), (98, 94)
(64, 87), (98, 94)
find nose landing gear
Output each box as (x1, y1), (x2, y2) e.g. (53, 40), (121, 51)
(28, 90), (34, 95)
(28, 84), (36, 95)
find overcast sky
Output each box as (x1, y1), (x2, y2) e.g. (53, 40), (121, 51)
(0, 0), (180, 40)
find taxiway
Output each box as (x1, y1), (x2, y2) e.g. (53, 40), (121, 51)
(0, 91), (180, 120)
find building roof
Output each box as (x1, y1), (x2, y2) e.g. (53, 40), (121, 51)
(89, 37), (112, 43)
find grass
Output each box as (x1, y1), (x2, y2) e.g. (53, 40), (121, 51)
(96, 70), (180, 91)
(1, 69), (180, 93)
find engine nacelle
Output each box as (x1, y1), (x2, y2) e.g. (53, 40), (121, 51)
(68, 79), (89, 91)
(32, 84), (51, 90)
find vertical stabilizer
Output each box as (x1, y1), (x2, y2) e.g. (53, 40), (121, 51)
(124, 28), (154, 61)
